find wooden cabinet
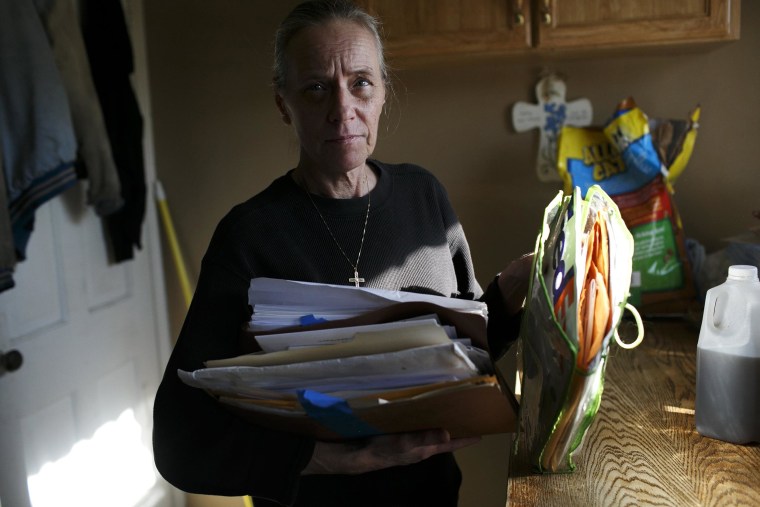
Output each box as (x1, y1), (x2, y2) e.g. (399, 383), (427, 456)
(355, 0), (531, 59)
(537, 0), (740, 50)
(354, 0), (741, 61)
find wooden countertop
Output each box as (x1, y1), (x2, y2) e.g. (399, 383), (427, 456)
(507, 319), (760, 506)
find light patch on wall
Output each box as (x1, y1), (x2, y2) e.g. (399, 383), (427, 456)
(27, 409), (156, 507)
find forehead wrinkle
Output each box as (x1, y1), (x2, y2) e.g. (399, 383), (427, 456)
(286, 22), (381, 82)
(303, 44), (377, 77)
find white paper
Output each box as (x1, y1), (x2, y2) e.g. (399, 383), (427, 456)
(179, 342), (478, 397)
(248, 278), (488, 331)
(255, 318), (447, 352)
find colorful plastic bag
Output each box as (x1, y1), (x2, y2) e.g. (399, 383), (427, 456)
(518, 186), (642, 473)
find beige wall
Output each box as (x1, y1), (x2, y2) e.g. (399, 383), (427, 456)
(144, 2), (759, 505)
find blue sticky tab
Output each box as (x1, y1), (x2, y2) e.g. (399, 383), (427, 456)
(299, 314), (328, 325)
(298, 390), (380, 438)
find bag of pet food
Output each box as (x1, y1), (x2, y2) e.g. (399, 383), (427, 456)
(557, 98), (700, 315)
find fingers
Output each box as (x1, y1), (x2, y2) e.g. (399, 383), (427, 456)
(504, 252), (534, 278)
(302, 430), (483, 476)
(364, 430), (447, 467)
(499, 253), (534, 315)
(370, 430), (480, 465)
(327, 430), (478, 474)
(441, 436), (482, 453)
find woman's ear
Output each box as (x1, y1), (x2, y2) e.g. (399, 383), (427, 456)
(275, 94), (291, 125)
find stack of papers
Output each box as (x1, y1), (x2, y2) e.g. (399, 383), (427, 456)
(179, 278), (517, 440)
(247, 277), (489, 332)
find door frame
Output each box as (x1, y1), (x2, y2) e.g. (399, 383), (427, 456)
(124, 0), (184, 505)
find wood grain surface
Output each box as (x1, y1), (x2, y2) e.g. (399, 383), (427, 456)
(507, 320), (760, 506)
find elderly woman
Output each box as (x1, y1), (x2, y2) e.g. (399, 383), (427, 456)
(152, 1), (529, 505)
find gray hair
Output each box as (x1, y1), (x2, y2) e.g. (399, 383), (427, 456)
(273, 0), (390, 91)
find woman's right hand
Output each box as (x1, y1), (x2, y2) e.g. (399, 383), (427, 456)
(301, 429), (481, 475)
(498, 252), (534, 316)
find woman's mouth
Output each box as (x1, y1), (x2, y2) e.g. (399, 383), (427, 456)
(327, 135), (362, 144)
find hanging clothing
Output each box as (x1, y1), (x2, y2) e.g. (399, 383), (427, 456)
(81, 0), (146, 262)
(39, 0), (124, 217)
(0, 141), (15, 293)
(0, 0), (78, 260)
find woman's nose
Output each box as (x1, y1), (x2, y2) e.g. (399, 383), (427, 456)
(328, 87), (355, 123)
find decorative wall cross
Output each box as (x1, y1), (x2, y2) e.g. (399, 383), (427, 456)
(512, 74), (593, 182)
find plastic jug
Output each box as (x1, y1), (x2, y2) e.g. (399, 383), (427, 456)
(695, 265), (760, 444)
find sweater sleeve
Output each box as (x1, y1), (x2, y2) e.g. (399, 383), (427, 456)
(152, 254), (314, 505)
(425, 172), (524, 355)
(429, 174), (482, 300)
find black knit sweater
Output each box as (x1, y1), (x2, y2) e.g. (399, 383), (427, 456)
(152, 160), (515, 506)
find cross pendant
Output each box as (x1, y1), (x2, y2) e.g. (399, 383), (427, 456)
(349, 269), (365, 287)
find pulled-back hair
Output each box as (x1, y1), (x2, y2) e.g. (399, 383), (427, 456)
(273, 0), (389, 90)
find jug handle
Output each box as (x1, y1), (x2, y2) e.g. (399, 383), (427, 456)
(615, 303), (645, 350)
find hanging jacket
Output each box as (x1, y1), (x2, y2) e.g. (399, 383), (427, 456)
(0, 0), (79, 260)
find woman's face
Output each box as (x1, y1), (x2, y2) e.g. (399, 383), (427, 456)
(276, 20), (386, 177)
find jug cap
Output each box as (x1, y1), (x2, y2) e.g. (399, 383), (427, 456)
(727, 265), (759, 281)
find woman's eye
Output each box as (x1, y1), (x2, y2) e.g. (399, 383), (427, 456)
(306, 83), (326, 92)
(355, 78), (371, 87)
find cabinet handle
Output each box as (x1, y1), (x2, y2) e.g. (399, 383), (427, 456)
(541, 0), (552, 26)
(513, 0), (525, 26)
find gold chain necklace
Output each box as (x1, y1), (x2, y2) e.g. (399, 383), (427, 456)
(302, 169), (371, 287)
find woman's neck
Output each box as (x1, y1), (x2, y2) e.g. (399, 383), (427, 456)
(293, 162), (376, 199)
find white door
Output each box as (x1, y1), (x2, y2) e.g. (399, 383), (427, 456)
(0, 189), (168, 507)
(0, 2), (180, 506)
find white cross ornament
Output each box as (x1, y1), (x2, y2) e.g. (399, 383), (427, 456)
(512, 74), (593, 182)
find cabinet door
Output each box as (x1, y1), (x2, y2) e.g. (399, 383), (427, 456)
(535, 0), (740, 49)
(356, 0), (531, 60)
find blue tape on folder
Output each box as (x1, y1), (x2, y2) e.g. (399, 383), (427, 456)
(299, 314), (328, 325)
(298, 390), (381, 438)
